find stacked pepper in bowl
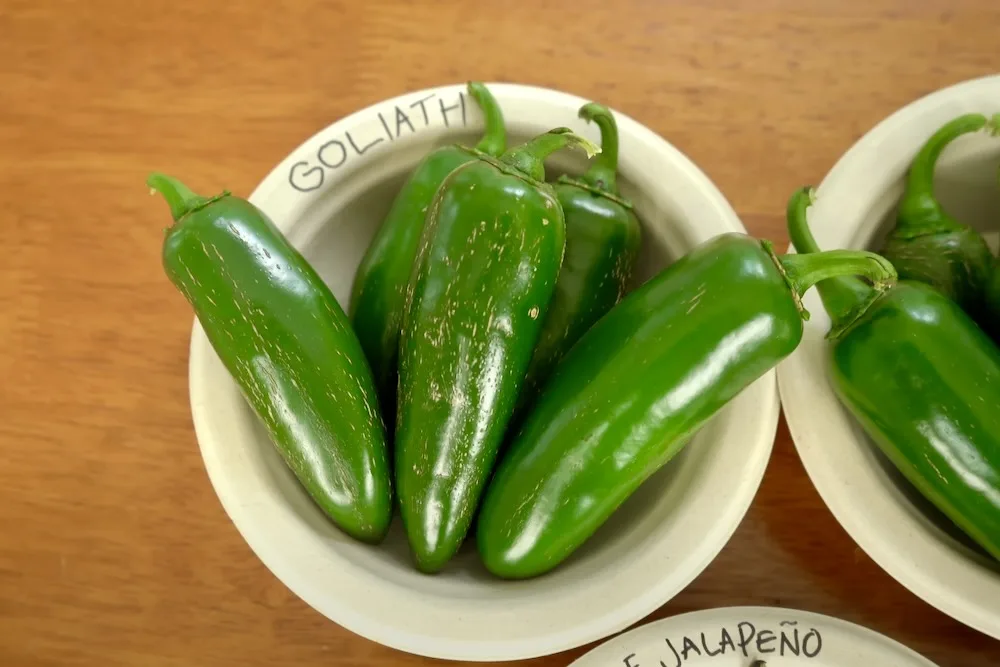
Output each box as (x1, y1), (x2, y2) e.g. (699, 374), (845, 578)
(351, 90), (651, 573)
(150, 82), (901, 578)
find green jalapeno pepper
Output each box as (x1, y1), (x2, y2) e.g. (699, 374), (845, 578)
(789, 187), (1000, 562)
(349, 82), (507, 413)
(476, 231), (896, 579)
(151, 173), (393, 544)
(515, 102), (641, 418)
(880, 113), (998, 322)
(395, 128), (599, 573)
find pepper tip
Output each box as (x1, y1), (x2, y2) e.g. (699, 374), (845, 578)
(146, 172), (227, 222)
(146, 171), (174, 191)
(577, 101), (611, 123)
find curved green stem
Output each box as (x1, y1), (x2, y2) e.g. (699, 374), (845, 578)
(147, 172), (227, 222)
(468, 82), (507, 157)
(785, 186), (896, 338)
(786, 186), (822, 255)
(895, 113), (989, 238)
(499, 128), (600, 183)
(578, 102), (620, 194)
(778, 246), (896, 300)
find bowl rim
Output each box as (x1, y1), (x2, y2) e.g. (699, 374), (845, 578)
(186, 81), (779, 661)
(777, 74), (1000, 640)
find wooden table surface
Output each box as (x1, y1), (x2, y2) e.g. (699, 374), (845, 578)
(3, 1), (999, 665)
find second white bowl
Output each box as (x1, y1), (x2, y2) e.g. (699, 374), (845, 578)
(777, 75), (1000, 640)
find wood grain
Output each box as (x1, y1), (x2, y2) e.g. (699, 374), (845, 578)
(2, 1), (998, 665)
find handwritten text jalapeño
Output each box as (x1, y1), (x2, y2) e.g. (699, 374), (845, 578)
(620, 619), (823, 667)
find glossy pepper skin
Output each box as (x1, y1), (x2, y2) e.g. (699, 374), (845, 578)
(476, 232), (896, 579)
(349, 82), (507, 410)
(516, 102), (641, 417)
(789, 187), (1000, 562)
(880, 113), (998, 320)
(151, 173), (393, 544)
(395, 129), (600, 573)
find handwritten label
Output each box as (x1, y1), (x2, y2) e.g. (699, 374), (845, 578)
(288, 90), (469, 193)
(619, 620), (822, 666)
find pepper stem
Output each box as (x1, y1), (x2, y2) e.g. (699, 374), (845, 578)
(785, 186), (896, 338)
(468, 82), (507, 157)
(578, 102), (620, 194)
(499, 128), (600, 183)
(147, 172), (227, 222)
(776, 245), (895, 303)
(894, 113), (991, 238)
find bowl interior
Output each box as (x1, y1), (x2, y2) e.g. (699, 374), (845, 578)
(253, 128), (703, 585)
(191, 84), (776, 661)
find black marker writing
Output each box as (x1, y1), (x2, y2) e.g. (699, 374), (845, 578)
(439, 93), (463, 127)
(636, 621), (823, 667)
(718, 627), (736, 654)
(779, 620), (800, 656)
(737, 622), (756, 657)
(345, 130), (382, 156)
(700, 632), (724, 657)
(394, 105), (415, 137)
(409, 93), (435, 126)
(377, 111), (393, 141)
(756, 629), (776, 654)
(802, 628), (822, 657)
(286, 88), (470, 195)
(680, 636), (700, 661)
(288, 161), (324, 192)
(632, 620), (822, 666)
(318, 139), (348, 169)
(662, 639), (680, 667)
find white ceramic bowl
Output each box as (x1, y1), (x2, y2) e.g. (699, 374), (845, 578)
(777, 75), (1000, 639)
(187, 83), (778, 661)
